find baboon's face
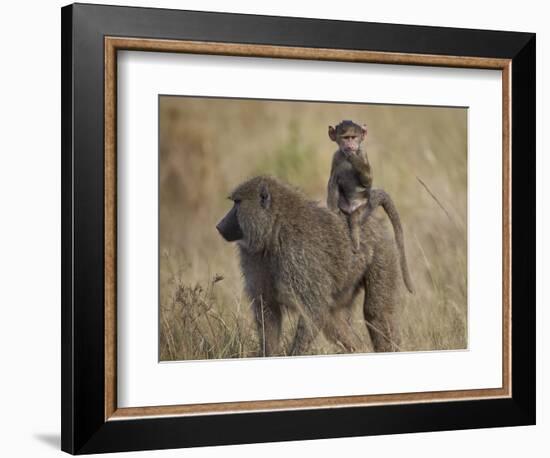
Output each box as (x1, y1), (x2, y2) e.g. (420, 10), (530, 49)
(216, 202), (243, 242)
(216, 177), (274, 252)
(338, 131), (362, 154)
(328, 122), (367, 154)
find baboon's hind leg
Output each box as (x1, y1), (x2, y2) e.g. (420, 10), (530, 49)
(322, 307), (360, 353)
(363, 275), (401, 352)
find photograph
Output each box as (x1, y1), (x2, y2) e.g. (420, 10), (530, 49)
(0, 0), (545, 457)
(159, 96), (468, 361)
(57, 3), (536, 454)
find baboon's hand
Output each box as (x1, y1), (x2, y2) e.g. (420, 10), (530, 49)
(342, 149), (353, 160)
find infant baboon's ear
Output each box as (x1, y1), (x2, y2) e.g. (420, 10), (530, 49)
(328, 125), (337, 142)
(361, 124), (368, 138)
(259, 183), (271, 209)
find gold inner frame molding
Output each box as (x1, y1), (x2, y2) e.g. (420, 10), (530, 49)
(104, 36), (512, 421)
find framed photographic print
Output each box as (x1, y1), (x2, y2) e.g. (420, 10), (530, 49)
(61, 3), (536, 454)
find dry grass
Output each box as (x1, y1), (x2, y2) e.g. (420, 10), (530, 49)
(159, 96), (467, 361)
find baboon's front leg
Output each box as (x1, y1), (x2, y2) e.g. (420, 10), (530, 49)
(253, 299), (282, 357)
(289, 315), (320, 356)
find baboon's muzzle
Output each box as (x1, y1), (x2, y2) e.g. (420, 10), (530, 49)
(216, 204), (243, 242)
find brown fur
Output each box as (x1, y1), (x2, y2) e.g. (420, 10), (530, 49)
(327, 121), (414, 293)
(216, 175), (403, 356)
(327, 121), (373, 251)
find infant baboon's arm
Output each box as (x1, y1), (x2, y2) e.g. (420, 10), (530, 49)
(343, 149), (373, 191)
(326, 155), (341, 212)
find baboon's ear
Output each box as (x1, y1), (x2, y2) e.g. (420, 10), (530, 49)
(328, 125), (337, 142)
(361, 124), (368, 139)
(259, 183), (271, 209)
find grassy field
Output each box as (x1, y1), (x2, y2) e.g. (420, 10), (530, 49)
(159, 96), (467, 361)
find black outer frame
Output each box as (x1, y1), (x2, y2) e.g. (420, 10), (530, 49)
(61, 3), (536, 455)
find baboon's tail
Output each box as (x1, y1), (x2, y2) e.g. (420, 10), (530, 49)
(362, 189), (415, 294)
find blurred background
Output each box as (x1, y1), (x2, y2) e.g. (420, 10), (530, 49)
(159, 95), (467, 361)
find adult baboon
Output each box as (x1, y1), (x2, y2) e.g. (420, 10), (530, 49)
(327, 120), (414, 293)
(216, 175), (403, 356)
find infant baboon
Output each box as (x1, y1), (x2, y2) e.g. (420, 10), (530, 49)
(327, 120), (414, 294)
(216, 175), (403, 356)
